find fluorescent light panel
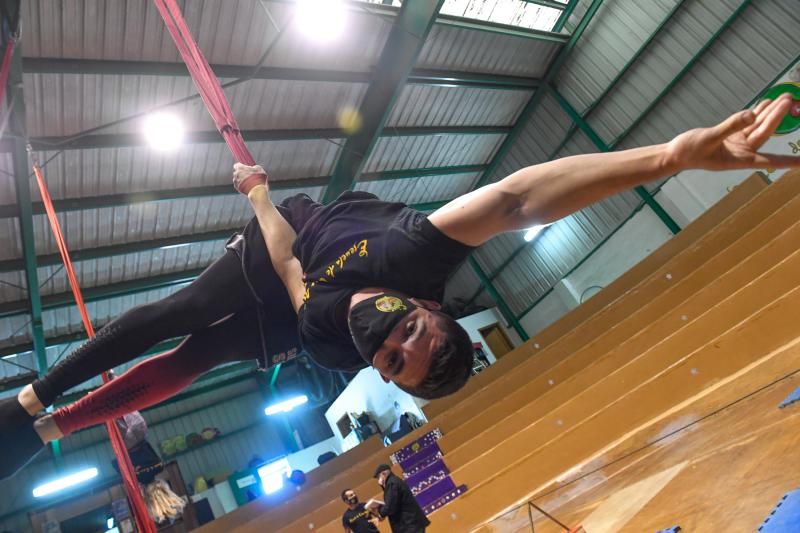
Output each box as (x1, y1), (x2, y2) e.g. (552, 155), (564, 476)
(32, 467), (99, 498)
(264, 395), (308, 416)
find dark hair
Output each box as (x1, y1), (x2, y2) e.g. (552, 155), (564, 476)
(397, 311), (473, 400)
(341, 488), (353, 501)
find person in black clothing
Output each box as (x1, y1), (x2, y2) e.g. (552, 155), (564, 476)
(341, 488), (380, 533)
(368, 464), (429, 533)
(1, 97), (797, 479)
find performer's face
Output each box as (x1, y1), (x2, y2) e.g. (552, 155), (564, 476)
(372, 308), (443, 388)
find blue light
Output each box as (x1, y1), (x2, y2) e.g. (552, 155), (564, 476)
(33, 467), (99, 498)
(264, 395), (308, 416)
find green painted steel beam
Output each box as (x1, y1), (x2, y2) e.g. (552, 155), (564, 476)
(23, 58), (541, 91)
(5, 26), (48, 380)
(0, 228), (237, 272)
(0, 165), (487, 220)
(549, 0), (689, 160)
(269, 363), (282, 389)
(0, 337), (183, 387)
(463, 240), (533, 306)
(360, 164), (486, 182)
(8, 22), (65, 474)
(412, 200), (450, 212)
(610, 0), (751, 149)
(406, 69), (540, 91)
(0, 371), (38, 394)
(468, 257), (528, 341)
(550, 86), (680, 234)
(12, 125), (510, 153)
(472, 0), (606, 191)
(0, 179), (327, 219)
(553, 0), (580, 33)
(0, 268), (205, 318)
(324, 0), (447, 203)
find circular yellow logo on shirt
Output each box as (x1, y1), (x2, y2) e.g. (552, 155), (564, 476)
(375, 296), (407, 313)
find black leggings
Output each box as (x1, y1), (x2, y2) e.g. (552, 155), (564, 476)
(33, 250), (264, 407)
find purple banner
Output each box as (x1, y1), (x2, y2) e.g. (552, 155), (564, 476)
(402, 450), (444, 479)
(390, 428), (442, 465)
(407, 462), (451, 498)
(405, 459), (449, 493)
(422, 484), (469, 516)
(398, 442), (441, 472)
(415, 476), (456, 509)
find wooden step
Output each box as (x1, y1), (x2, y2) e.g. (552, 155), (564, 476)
(427, 273), (800, 530)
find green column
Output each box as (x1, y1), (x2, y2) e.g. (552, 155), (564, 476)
(550, 86), (681, 235)
(468, 257), (529, 341)
(324, 0), (446, 202)
(5, 28), (62, 465)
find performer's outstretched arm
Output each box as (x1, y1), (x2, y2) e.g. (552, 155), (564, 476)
(235, 163), (306, 313)
(429, 94), (800, 247)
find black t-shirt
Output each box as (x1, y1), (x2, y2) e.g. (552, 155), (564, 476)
(233, 191), (473, 372)
(342, 503), (379, 533)
(292, 191), (473, 371)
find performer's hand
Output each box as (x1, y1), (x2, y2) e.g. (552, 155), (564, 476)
(233, 162), (268, 195)
(665, 93), (800, 172)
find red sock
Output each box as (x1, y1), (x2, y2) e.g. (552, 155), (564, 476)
(52, 347), (208, 436)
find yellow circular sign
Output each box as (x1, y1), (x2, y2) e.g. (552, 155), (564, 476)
(375, 296), (407, 313)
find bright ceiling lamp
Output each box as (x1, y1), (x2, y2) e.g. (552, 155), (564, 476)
(523, 223), (551, 242)
(296, 0), (346, 42)
(33, 467), (99, 498)
(143, 112), (185, 151)
(264, 394), (309, 416)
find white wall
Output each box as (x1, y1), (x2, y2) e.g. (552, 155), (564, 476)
(285, 437), (342, 473)
(519, 198), (679, 337)
(456, 307), (522, 362)
(519, 285), (575, 337)
(325, 369), (427, 451)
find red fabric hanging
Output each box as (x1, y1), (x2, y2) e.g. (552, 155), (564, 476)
(152, 0), (266, 176)
(30, 158), (157, 533)
(0, 37), (15, 108)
